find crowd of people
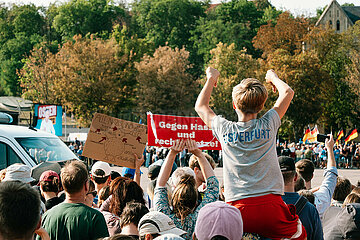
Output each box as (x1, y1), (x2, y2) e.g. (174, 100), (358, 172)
(0, 68), (360, 240)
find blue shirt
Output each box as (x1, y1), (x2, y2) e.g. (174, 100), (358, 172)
(282, 192), (323, 240)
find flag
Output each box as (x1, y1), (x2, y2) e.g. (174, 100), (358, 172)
(336, 129), (344, 145)
(308, 125), (319, 143)
(345, 129), (358, 143)
(303, 127), (311, 143)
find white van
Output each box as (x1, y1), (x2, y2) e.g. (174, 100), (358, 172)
(0, 124), (78, 170)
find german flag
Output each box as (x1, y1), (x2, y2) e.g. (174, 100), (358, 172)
(303, 127), (311, 143)
(336, 129), (344, 145)
(345, 129), (358, 143)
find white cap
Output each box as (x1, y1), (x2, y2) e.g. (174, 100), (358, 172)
(154, 234), (184, 240)
(91, 161), (111, 177)
(3, 164), (35, 183)
(138, 211), (186, 237)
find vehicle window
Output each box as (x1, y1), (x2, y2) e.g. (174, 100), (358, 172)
(16, 137), (77, 163)
(0, 143), (6, 169)
(0, 142), (24, 169)
(8, 146), (23, 165)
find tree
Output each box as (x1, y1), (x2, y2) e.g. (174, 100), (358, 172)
(20, 35), (136, 125)
(136, 46), (196, 114)
(253, 12), (310, 57)
(132, 0), (206, 50)
(204, 43), (260, 121)
(192, 0), (263, 62)
(263, 49), (329, 140)
(53, 0), (127, 41)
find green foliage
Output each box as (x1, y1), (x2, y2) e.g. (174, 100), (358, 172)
(205, 43), (260, 121)
(53, 0), (127, 41)
(21, 35), (136, 126)
(136, 46), (197, 114)
(192, 0), (263, 62)
(132, 0), (206, 49)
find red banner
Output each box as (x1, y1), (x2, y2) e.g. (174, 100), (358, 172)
(147, 113), (221, 150)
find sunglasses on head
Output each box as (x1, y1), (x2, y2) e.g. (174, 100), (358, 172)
(87, 191), (97, 197)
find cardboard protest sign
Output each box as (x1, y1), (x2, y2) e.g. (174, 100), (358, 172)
(83, 113), (147, 168)
(147, 113), (221, 150)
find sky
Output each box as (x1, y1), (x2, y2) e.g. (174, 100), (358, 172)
(0, 0), (359, 16)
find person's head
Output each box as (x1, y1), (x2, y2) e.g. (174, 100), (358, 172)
(61, 160), (89, 195)
(295, 159), (315, 182)
(2, 164), (35, 184)
(91, 161), (111, 185)
(154, 234), (184, 240)
(39, 170), (60, 193)
(189, 153), (216, 185)
(122, 168), (136, 180)
(279, 156), (297, 186)
(232, 78), (268, 114)
(98, 185), (110, 208)
(138, 211), (186, 240)
(170, 167), (195, 188)
(109, 177), (145, 217)
(333, 176), (352, 202)
(103, 234), (137, 240)
(171, 174), (197, 224)
(44, 109), (50, 120)
(0, 181), (41, 240)
(85, 180), (96, 207)
(194, 201), (243, 240)
(298, 190), (315, 205)
(343, 193), (360, 207)
(120, 201), (149, 230)
(294, 176), (305, 192)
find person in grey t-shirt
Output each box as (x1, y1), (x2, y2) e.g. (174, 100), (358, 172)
(195, 67), (306, 239)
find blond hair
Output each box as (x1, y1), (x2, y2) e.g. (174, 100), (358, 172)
(189, 153), (217, 170)
(232, 78), (268, 114)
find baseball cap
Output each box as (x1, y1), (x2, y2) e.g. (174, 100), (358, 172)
(39, 170), (59, 182)
(3, 164), (35, 183)
(91, 161), (111, 177)
(138, 211), (186, 237)
(122, 167), (136, 179)
(154, 234), (184, 240)
(278, 156), (295, 172)
(194, 201), (243, 240)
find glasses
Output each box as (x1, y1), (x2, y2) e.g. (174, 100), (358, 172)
(87, 191), (97, 198)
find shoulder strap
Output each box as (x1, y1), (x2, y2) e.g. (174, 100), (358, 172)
(294, 196), (308, 215)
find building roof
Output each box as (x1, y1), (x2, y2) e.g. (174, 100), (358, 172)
(316, 0), (360, 26)
(342, 6), (360, 24)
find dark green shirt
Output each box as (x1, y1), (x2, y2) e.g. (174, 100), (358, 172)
(40, 202), (109, 240)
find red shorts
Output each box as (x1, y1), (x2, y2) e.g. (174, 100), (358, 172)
(228, 194), (306, 240)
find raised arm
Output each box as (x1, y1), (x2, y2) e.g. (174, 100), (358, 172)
(325, 134), (336, 168)
(265, 70), (294, 119)
(186, 139), (215, 179)
(156, 140), (185, 187)
(195, 67), (220, 128)
(134, 154), (144, 186)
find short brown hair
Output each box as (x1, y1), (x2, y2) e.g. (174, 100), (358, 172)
(296, 159), (315, 182)
(282, 170), (296, 185)
(189, 153), (217, 170)
(120, 201), (149, 228)
(333, 176), (352, 202)
(232, 78), (268, 114)
(61, 160), (89, 194)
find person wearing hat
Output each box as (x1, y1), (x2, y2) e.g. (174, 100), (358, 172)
(193, 201), (243, 240)
(279, 156), (323, 240)
(2, 164), (35, 184)
(39, 170), (63, 211)
(138, 211), (186, 240)
(323, 203), (360, 239)
(91, 161), (112, 205)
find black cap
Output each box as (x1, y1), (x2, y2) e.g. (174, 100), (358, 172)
(278, 156), (295, 172)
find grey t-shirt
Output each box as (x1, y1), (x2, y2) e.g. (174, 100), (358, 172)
(212, 109), (284, 202)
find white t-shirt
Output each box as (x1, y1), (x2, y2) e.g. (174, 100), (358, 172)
(212, 109), (284, 202)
